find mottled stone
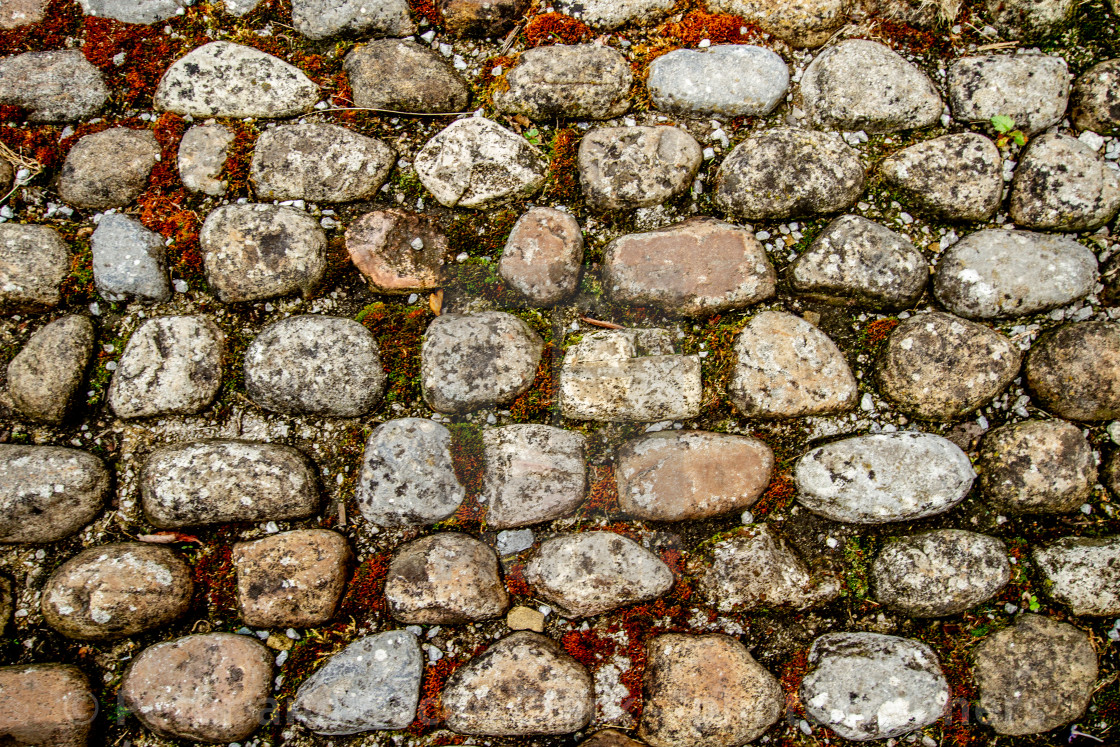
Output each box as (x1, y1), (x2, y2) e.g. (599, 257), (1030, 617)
(616, 431), (772, 522)
(42, 542), (192, 640)
(8, 315), (93, 424)
(872, 530), (1010, 616)
(506, 605), (544, 631)
(439, 0), (528, 36)
(604, 218), (776, 316)
(442, 631), (594, 735)
(1034, 536), (1120, 616)
(156, 42), (319, 118)
(578, 126), (701, 211)
(1072, 59), (1120, 135)
(0, 665), (96, 747)
(91, 213), (171, 302)
(345, 39), (470, 113)
(291, 0), (414, 39)
(496, 45), (631, 121)
(1025, 322), (1120, 421)
(0, 0), (48, 28)
(555, 0), (673, 28)
(948, 53), (1070, 135)
(59, 128), (159, 210)
(0, 50), (108, 121)
(346, 209), (448, 294)
(251, 123), (395, 203)
(499, 207), (583, 306)
(796, 432), (976, 523)
(707, 0), (849, 47)
(0, 445), (108, 544)
(292, 631), (422, 734)
(715, 128), (865, 220)
(482, 424), (587, 529)
(415, 117), (547, 209)
(0, 224), (68, 313)
(120, 633), (272, 743)
(978, 419), (1097, 513)
(356, 418), (466, 527)
(141, 440), (320, 527)
(108, 315), (224, 419)
(647, 45), (788, 117)
(200, 203), (327, 303)
(640, 634), (782, 747)
(420, 311), (543, 413)
(385, 533), (509, 622)
(178, 123), (234, 196)
(879, 132), (1003, 222)
(0, 576), (10, 634)
(790, 214), (926, 309)
(973, 614), (1097, 735)
(800, 633), (949, 741)
(986, 0), (1075, 41)
(876, 311), (1021, 421)
(0, 158), (11, 195)
(244, 315), (385, 417)
(79, 0), (186, 23)
(1009, 133), (1120, 231)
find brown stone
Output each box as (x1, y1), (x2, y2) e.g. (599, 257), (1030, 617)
(233, 529), (350, 628)
(58, 128), (160, 210)
(0, 224), (69, 314)
(0, 664), (96, 747)
(0, 0), (48, 28)
(42, 542), (193, 640)
(0, 445), (109, 544)
(386, 532), (509, 623)
(345, 39), (471, 114)
(439, 0), (529, 36)
(1025, 322), (1120, 422)
(120, 633), (272, 744)
(615, 431), (773, 522)
(0, 158), (12, 193)
(978, 420), (1097, 513)
(581, 730), (647, 747)
(499, 207), (584, 306)
(346, 209), (448, 293)
(506, 605), (545, 632)
(8, 315), (94, 424)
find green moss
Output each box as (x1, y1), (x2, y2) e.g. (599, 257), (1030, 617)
(356, 302), (430, 404)
(841, 536), (874, 600)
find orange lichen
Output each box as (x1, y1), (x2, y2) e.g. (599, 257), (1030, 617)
(82, 16), (185, 109)
(751, 472), (795, 519)
(860, 317), (899, 353)
(541, 127), (580, 203)
(524, 12), (591, 46)
(778, 648), (810, 718)
(336, 552), (391, 619)
(0, 0), (82, 56)
(505, 562), (531, 596)
(663, 10), (764, 46)
(508, 346), (554, 422)
(191, 543), (239, 617)
(573, 465), (621, 519)
(407, 0), (442, 27)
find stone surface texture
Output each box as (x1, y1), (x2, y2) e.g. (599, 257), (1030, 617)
(90, 213), (171, 302)
(498, 207), (584, 305)
(0, 224), (68, 313)
(1025, 322), (1120, 421)
(59, 128), (159, 209)
(1034, 536), (1120, 616)
(8, 315), (93, 424)
(707, 0), (849, 47)
(0, 445), (109, 544)
(178, 123), (234, 196)
(0, 50), (108, 121)
(291, 0), (415, 39)
(1009, 133), (1120, 231)
(978, 419), (1097, 513)
(482, 424), (587, 529)
(233, 529), (350, 627)
(578, 126), (702, 211)
(346, 209), (449, 294)
(647, 45), (789, 117)
(345, 39), (471, 113)
(1072, 59), (1120, 134)
(0, 665), (96, 747)
(385, 533), (509, 622)
(878, 132), (1003, 221)
(495, 44), (632, 121)
(948, 53), (1070, 134)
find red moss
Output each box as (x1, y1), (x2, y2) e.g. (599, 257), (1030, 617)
(524, 12), (591, 46)
(508, 346), (554, 422)
(82, 16), (184, 109)
(572, 465), (620, 519)
(0, 0), (83, 56)
(778, 648), (810, 719)
(336, 552), (391, 619)
(407, 0), (442, 26)
(191, 543), (238, 616)
(356, 303), (431, 403)
(752, 472), (795, 519)
(663, 10), (764, 46)
(477, 54), (515, 89)
(561, 628), (611, 669)
(861, 317), (899, 350)
(505, 562), (531, 596)
(872, 19), (956, 56)
(541, 127), (580, 203)
(219, 121), (258, 199)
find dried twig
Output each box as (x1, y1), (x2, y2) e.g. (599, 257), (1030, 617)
(976, 40), (1019, 51)
(579, 316), (624, 330)
(136, 531), (204, 545)
(0, 141), (44, 206)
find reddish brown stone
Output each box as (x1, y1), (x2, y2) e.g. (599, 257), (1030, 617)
(345, 209), (448, 293)
(385, 532), (509, 623)
(0, 664), (96, 747)
(499, 207), (584, 306)
(0, 0), (46, 28)
(439, 0), (530, 37)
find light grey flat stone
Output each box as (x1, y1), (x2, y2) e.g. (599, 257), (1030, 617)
(648, 45), (788, 117)
(91, 213), (171, 302)
(1034, 536), (1120, 616)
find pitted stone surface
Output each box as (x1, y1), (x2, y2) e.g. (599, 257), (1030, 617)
(355, 418), (466, 527)
(291, 0), (415, 39)
(91, 213), (171, 302)
(878, 132), (1003, 222)
(141, 440), (320, 527)
(344, 39), (470, 113)
(440, 0), (528, 36)
(499, 207), (584, 306)
(1072, 59), (1120, 134)
(496, 45), (631, 121)
(0, 445), (108, 544)
(707, 0), (849, 47)
(728, 311), (857, 418)
(0, 224), (68, 313)
(603, 218), (776, 316)
(1034, 536), (1120, 616)
(482, 424), (587, 529)
(346, 209), (449, 294)
(178, 124), (234, 196)
(796, 431), (976, 523)
(0, 0), (48, 28)
(8, 315), (94, 424)
(59, 128), (159, 210)
(0, 665), (96, 747)
(79, 0), (186, 23)
(647, 45), (789, 117)
(385, 533), (509, 622)
(555, 0), (674, 28)
(948, 53), (1070, 135)
(578, 126), (702, 212)
(986, 0), (1076, 41)
(1025, 322), (1120, 421)
(0, 50), (108, 121)
(871, 530), (1010, 617)
(978, 419), (1097, 514)
(615, 431), (773, 522)
(1009, 133), (1120, 231)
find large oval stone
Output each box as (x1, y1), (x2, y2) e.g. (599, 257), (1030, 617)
(495, 44), (631, 121)
(0, 665), (96, 746)
(578, 126), (702, 212)
(1009, 133), (1120, 231)
(978, 419), (1097, 513)
(647, 45), (788, 117)
(0, 445), (108, 544)
(385, 533), (509, 623)
(948, 54), (1069, 135)
(8, 315), (94, 424)
(1034, 536), (1120, 616)
(482, 424), (587, 530)
(0, 50), (108, 121)
(879, 133), (1003, 222)
(1025, 322), (1120, 421)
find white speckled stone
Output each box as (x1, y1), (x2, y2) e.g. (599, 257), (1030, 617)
(948, 53), (1070, 135)
(482, 424), (587, 530)
(1034, 536), (1120, 616)
(91, 213), (171, 302)
(647, 45), (788, 117)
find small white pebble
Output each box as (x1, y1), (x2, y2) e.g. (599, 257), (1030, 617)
(456, 252), (469, 262)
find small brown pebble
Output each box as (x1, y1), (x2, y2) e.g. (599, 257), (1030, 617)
(506, 605), (545, 632)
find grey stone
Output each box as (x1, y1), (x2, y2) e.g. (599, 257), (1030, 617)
(0, 445), (108, 544)
(640, 633), (782, 747)
(695, 524), (839, 613)
(79, 0), (186, 23)
(0, 0), (48, 28)
(801, 39), (942, 133)
(497, 528), (534, 556)
(292, 631), (422, 735)
(1072, 59), (1120, 135)
(707, 0), (849, 47)
(233, 529), (350, 627)
(1034, 536), (1120, 616)
(578, 126), (701, 211)
(8, 315), (93, 424)
(985, 0), (1075, 41)
(155, 42), (319, 118)
(439, 0), (528, 36)
(879, 132), (1003, 222)
(789, 214), (926, 309)
(555, 0), (674, 28)
(0, 50), (108, 121)
(292, 0), (414, 39)
(223, 0), (262, 15)
(616, 431), (773, 522)
(978, 419), (1097, 513)
(344, 39), (470, 114)
(120, 633), (272, 743)
(795, 431), (976, 523)
(200, 203), (327, 303)
(141, 440), (320, 528)
(0, 665), (96, 747)
(108, 315), (224, 419)
(728, 310), (857, 418)
(59, 128), (159, 210)
(603, 218), (776, 316)
(441, 631), (594, 735)
(251, 123), (395, 203)
(933, 228), (1098, 319)
(499, 207), (584, 306)
(559, 328), (702, 421)
(800, 633), (949, 741)
(420, 311), (543, 413)
(178, 124), (234, 196)
(1025, 322), (1120, 421)
(345, 209), (448, 293)
(41, 542), (193, 640)
(416, 117), (547, 209)
(91, 213), (171, 302)
(647, 45), (788, 118)
(385, 533), (509, 622)
(356, 418), (465, 527)
(1009, 133), (1120, 231)
(872, 529), (1010, 617)
(973, 614), (1097, 735)
(495, 44), (631, 121)
(876, 311), (1021, 421)
(948, 53), (1070, 135)
(714, 128), (864, 220)
(244, 314), (385, 417)
(0, 224), (68, 313)
(525, 531), (673, 617)
(482, 424), (587, 530)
